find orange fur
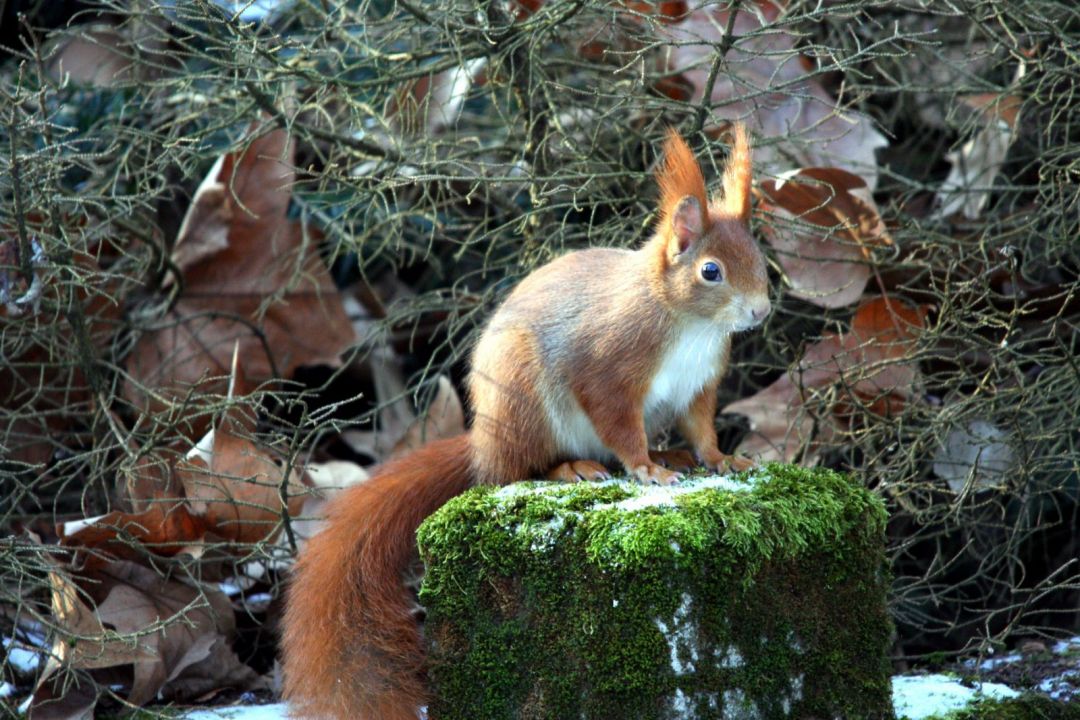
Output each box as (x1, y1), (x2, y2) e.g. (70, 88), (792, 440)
(658, 128), (709, 231)
(282, 436), (472, 720)
(281, 129), (770, 719)
(720, 123), (752, 222)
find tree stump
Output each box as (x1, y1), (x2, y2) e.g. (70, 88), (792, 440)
(417, 464), (893, 720)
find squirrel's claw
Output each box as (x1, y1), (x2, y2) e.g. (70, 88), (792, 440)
(547, 460), (612, 482)
(709, 452), (755, 475)
(632, 463), (684, 486)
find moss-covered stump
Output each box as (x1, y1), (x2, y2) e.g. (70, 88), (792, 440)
(417, 464), (893, 720)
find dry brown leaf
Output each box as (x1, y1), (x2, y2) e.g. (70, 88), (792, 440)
(959, 94), (1023, 131)
(61, 427), (307, 557)
(125, 124), (355, 420)
(282, 460), (369, 543)
(386, 59), (488, 135)
(757, 167), (892, 308)
(724, 296), (926, 462)
(723, 375), (829, 465)
(45, 17), (173, 87)
(831, 296), (927, 416)
(26, 675), (98, 720)
(936, 95), (1022, 220)
(63, 358), (308, 557)
(306, 460), (369, 492)
(47, 26), (135, 86)
(932, 419), (1016, 495)
(58, 503), (211, 567)
(657, 0), (888, 189)
(121, 445), (186, 511)
(31, 559), (259, 717)
(177, 422), (307, 546)
(389, 375), (466, 459)
(341, 370), (465, 464)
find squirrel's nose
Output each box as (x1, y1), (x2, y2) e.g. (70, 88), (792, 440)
(750, 299), (771, 324)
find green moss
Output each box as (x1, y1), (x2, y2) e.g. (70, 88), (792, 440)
(925, 695), (1080, 720)
(418, 464), (893, 720)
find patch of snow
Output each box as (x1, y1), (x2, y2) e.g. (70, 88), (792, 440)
(654, 593), (698, 676)
(961, 653), (1022, 671)
(716, 646), (743, 669)
(60, 513), (109, 537)
(2, 637), (43, 673)
(777, 673), (804, 714)
(210, 0), (284, 21)
(496, 471), (760, 514)
(891, 674), (1019, 720)
(599, 474), (757, 512)
(518, 516), (566, 552)
(1038, 669), (1080, 702)
(493, 482), (569, 500)
(1052, 636), (1080, 655)
(671, 687), (693, 718)
(183, 703), (290, 720)
(218, 579), (248, 597)
(722, 687), (760, 719)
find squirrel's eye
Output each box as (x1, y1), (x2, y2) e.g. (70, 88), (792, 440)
(700, 261), (723, 282)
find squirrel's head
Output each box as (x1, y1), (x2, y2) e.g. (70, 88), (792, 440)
(649, 125), (770, 331)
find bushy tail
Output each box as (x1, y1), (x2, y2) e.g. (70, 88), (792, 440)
(282, 434), (473, 720)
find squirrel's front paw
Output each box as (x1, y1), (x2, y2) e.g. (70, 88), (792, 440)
(631, 463), (683, 486)
(701, 451), (755, 474)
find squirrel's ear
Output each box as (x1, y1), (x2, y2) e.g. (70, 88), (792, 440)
(670, 195), (704, 256)
(719, 123), (752, 224)
(658, 129), (709, 250)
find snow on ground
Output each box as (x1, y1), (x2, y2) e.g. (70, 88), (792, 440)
(891, 674), (1018, 719)
(176, 674), (1023, 720)
(183, 703), (289, 720)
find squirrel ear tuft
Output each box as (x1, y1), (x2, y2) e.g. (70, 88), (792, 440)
(719, 123), (752, 224)
(670, 195), (703, 256)
(658, 129), (709, 236)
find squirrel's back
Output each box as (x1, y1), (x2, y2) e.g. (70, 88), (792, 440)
(469, 247), (671, 476)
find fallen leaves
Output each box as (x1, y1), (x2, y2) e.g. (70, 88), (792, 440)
(41, 360), (306, 715)
(125, 123), (355, 423)
(63, 375), (308, 561)
(936, 93), (1024, 220)
(30, 558), (261, 719)
(757, 167), (892, 308)
(386, 59), (489, 136)
(341, 371), (465, 463)
(932, 419), (1017, 495)
(725, 296), (927, 463)
(657, 0), (888, 189)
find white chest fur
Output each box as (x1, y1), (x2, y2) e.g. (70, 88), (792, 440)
(541, 318), (730, 461)
(644, 318), (729, 419)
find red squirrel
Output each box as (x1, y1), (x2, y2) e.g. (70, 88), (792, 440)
(281, 125), (770, 720)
